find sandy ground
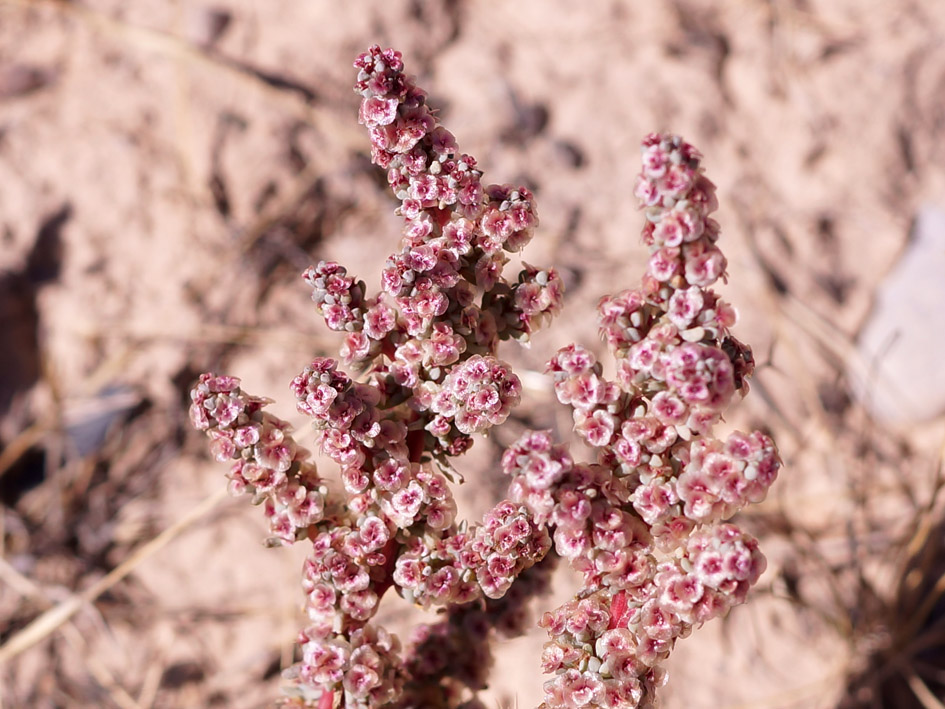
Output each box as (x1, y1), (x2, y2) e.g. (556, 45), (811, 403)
(2, 1), (945, 707)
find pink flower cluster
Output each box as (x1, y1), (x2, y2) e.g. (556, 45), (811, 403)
(291, 357), (387, 469)
(537, 521), (765, 709)
(527, 135), (779, 708)
(393, 500), (549, 606)
(427, 354), (522, 435)
(635, 134), (725, 289)
(188, 47), (780, 709)
(190, 374), (326, 544)
(349, 44), (562, 355)
(675, 431), (780, 523)
(499, 425), (773, 705)
(503, 432), (652, 590)
(291, 358), (459, 534)
(290, 524), (408, 707)
(303, 261), (368, 334)
(289, 624), (403, 709)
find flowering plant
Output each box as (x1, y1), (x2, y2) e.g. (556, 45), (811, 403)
(189, 45), (780, 709)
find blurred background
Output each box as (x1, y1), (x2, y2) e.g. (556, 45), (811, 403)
(2, 1), (945, 707)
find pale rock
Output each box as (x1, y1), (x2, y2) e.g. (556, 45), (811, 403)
(853, 204), (945, 424)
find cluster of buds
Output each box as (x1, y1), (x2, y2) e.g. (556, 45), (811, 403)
(527, 134), (778, 708)
(392, 500), (550, 607)
(427, 354), (522, 436)
(190, 46), (780, 709)
(190, 374), (327, 545)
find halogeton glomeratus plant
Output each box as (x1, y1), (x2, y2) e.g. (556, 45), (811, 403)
(190, 45), (780, 709)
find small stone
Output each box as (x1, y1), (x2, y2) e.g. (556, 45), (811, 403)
(852, 204), (945, 423)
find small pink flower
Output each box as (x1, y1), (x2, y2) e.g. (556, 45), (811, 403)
(426, 566), (459, 601)
(424, 414), (452, 438)
(596, 627), (636, 658)
(255, 429), (295, 473)
(339, 588), (378, 621)
(694, 550), (727, 588)
(340, 468), (368, 494)
(667, 285), (705, 329)
(389, 479), (425, 525)
(650, 390), (688, 425)
(548, 344), (597, 376)
(303, 637), (349, 684)
(359, 96), (399, 126)
(408, 174), (439, 204)
(305, 582), (336, 612)
(363, 301), (397, 340)
(423, 497), (456, 530)
(343, 663), (380, 698)
(574, 409), (616, 447)
(632, 480), (677, 525)
(358, 515), (390, 552)
(612, 435), (643, 467)
(648, 247), (681, 282)
(559, 669), (604, 707)
(554, 490), (593, 526)
(635, 635), (670, 667)
(658, 163), (695, 199)
(372, 458), (407, 491)
(556, 372), (606, 410)
(661, 573), (705, 616)
(683, 241), (727, 287)
(474, 252), (506, 290)
(554, 524), (590, 559)
(393, 557), (423, 589)
(665, 342), (735, 412)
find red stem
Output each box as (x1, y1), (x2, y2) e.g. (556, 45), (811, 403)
(406, 427), (426, 463)
(608, 589), (630, 630)
(318, 689), (334, 709)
